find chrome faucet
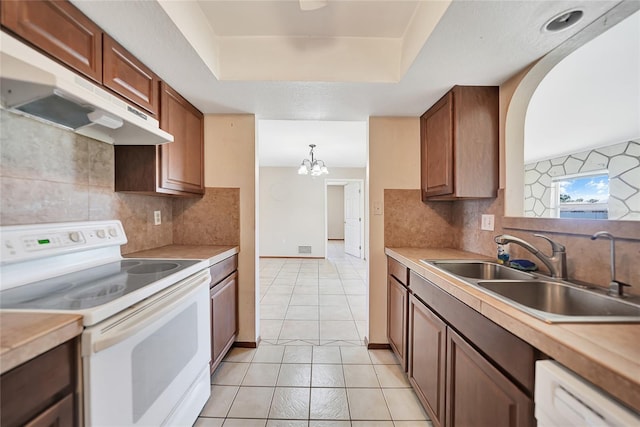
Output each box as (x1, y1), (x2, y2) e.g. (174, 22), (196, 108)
(590, 231), (630, 297)
(494, 234), (567, 279)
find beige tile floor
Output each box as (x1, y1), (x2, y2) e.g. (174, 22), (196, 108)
(195, 242), (433, 427)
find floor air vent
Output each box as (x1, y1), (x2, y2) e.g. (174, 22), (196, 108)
(298, 246), (312, 254)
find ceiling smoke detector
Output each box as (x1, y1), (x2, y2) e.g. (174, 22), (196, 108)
(544, 9), (584, 32)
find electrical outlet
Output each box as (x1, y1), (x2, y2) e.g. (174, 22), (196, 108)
(481, 214), (495, 231)
(373, 201), (383, 216)
(154, 210), (161, 225)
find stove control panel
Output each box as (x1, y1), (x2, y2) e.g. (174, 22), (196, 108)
(1, 220), (127, 264)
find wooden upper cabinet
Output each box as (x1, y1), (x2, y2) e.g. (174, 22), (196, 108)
(103, 34), (159, 117)
(114, 82), (204, 196)
(1, 0), (103, 83)
(159, 82), (205, 195)
(420, 86), (499, 201)
(421, 93), (454, 198)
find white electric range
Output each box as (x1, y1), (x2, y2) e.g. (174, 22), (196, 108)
(0, 220), (212, 427)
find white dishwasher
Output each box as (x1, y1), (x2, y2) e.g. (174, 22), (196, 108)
(535, 360), (640, 427)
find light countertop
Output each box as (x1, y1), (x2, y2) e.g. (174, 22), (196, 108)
(0, 312), (83, 374)
(386, 247), (640, 412)
(125, 245), (238, 266)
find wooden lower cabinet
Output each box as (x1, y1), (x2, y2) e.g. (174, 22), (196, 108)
(24, 394), (74, 427)
(1, 338), (78, 427)
(401, 266), (536, 427)
(408, 294), (447, 427)
(387, 275), (408, 370)
(210, 271), (238, 372)
(447, 329), (533, 427)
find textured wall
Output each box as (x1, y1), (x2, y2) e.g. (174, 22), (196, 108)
(368, 117), (421, 344)
(259, 167), (365, 257)
(0, 110), (174, 254)
(327, 185), (345, 240)
(203, 114), (257, 343)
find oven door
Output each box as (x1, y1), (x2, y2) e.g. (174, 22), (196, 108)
(82, 269), (211, 427)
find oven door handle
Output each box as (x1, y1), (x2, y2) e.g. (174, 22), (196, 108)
(88, 271), (210, 354)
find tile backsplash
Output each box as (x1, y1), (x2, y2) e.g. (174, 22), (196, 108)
(0, 110), (238, 254)
(384, 189), (457, 248)
(173, 187), (240, 246)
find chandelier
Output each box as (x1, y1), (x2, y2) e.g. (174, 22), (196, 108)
(297, 144), (329, 176)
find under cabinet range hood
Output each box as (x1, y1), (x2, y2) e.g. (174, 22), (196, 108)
(0, 32), (173, 145)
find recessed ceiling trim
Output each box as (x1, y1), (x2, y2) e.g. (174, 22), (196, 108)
(400, 1), (452, 75)
(157, 0), (222, 79)
(219, 36), (400, 82)
(159, 0), (450, 83)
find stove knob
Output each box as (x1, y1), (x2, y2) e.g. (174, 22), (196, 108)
(97, 230), (106, 239)
(69, 232), (80, 242)
(108, 228), (118, 238)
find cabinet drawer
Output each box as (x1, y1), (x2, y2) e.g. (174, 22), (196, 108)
(410, 271), (536, 394)
(1, 0), (103, 82)
(24, 393), (74, 427)
(103, 34), (159, 117)
(388, 257), (408, 286)
(210, 255), (238, 286)
(1, 339), (77, 427)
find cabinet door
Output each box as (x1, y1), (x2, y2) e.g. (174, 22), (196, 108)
(24, 394), (73, 427)
(159, 82), (205, 195)
(103, 35), (159, 117)
(1, 339), (77, 427)
(408, 295), (447, 427)
(421, 91), (453, 200)
(446, 329), (533, 427)
(210, 272), (238, 371)
(1, 0), (102, 83)
(387, 276), (407, 370)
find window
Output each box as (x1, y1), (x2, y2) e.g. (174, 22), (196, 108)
(553, 171), (609, 219)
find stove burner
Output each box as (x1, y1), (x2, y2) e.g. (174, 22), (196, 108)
(120, 260), (142, 268)
(127, 262), (180, 275)
(66, 283), (126, 302)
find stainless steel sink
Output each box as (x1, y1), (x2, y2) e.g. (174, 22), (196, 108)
(424, 260), (535, 281)
(477, 280), (640, 321)
(420, 259), (640, 323)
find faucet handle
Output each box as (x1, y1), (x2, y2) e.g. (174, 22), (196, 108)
(533, 234), (566, 253)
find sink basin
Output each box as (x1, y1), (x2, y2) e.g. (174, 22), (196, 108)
(423, 260), (535, 281)
(420, 259), (640, 323)
(477, 280), (640, 322)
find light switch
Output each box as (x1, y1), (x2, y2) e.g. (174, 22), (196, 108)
(373, 201), (383, 216)
(481, 214), (494, 231)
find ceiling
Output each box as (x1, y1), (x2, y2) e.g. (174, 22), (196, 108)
(69, 0), (623, 167)
(258, 120), (367, 168)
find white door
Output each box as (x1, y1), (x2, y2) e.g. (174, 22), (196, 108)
(344, 182), (361, 258)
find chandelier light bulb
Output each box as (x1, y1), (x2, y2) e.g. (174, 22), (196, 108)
(297, 144), (329, 177)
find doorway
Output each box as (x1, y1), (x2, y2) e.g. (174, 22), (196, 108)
(325, 179), (365, 260)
